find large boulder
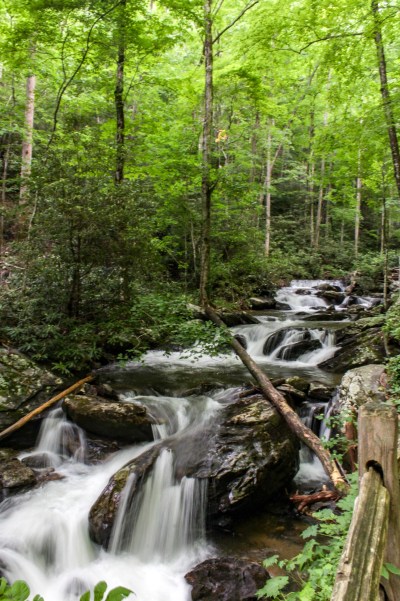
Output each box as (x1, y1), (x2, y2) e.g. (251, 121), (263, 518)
(248, 297), (276, 310)
(63, 395), (155, 442)
(277, 339), (321, 360)
(318, 316), (388, 372)
(185, 557), (269, 601)
(0, 347), (62, 446)
(337, 364), (386, 413)
(88, 393), (299, 547)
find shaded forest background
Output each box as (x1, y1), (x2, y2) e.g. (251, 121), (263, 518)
(0, 0), (399, 372)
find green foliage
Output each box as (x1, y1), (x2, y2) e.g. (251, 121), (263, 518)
(257, 475), (357, 600)
(0, 579), (132, 601)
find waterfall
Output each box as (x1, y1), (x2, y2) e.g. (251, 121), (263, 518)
(110, 449), (207, 561)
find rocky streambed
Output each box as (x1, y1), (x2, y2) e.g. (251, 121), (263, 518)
(0, 279), (393, 601)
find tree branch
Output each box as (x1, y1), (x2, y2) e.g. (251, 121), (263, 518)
(212, 0), (259, 45)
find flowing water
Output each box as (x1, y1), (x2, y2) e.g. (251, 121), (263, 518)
(0, 280), (374, 600)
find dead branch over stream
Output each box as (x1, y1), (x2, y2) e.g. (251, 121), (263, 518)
(205, 306), (348, 492)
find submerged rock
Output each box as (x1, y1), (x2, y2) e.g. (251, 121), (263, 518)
(185, 557), (269, 601)
(277, 339), (321, 360)
(88, 393), (299, 547)
(63, 394), (155, 443)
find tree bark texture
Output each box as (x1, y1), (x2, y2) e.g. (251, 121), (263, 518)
(205, 306), (347, 491)
(358, 402), (400, 601)
(114, 0), (126, 185)
(199, 0), (214, 308)
(20, 73), (36, 204)
(372, 0), (400, 197)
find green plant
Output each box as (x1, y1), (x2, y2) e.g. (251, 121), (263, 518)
(0, 578), (132, 601)
(257, 474), (357, 600)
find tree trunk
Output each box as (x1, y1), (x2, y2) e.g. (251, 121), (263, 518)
(20, 73), (36, 204)
(205, 306), (347, 492)
(354, 157), (362, 258)
(199, 0), (214, 308)
(0, 134), (11, 253)
(264, 123), (273, 256)
(314, 157), (325, 249)
(114, 0), (126, 185)
(372, 0), (400, 197)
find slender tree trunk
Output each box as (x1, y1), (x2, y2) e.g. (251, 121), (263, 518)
(308, 109), (315, 245)
(0, 135), (10, 253)
(114, 0), (126, 185)
(19, 73), (36, 204)
(250, 111), (260, 183)
(372, 0), (400, 197)
(264, 123), (273, 256)
(355, 151), (362, 257)
(314, 157), (325, 249)
(199, 0), (214, 308)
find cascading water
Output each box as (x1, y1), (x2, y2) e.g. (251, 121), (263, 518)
(0, 278), (367, 600)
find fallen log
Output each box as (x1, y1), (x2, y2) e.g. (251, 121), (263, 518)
(0, 374), (94, 442)
(206, 306), (348, 492)
(290, 488), (340, 512)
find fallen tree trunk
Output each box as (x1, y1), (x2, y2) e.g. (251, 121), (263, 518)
(206, 307), (347, 492)
(0, 374), (94, 442)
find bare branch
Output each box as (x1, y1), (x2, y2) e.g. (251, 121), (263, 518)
(212, 0), (259, 45)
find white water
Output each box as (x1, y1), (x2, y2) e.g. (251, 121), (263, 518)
(0, 393), (220, 601)
(0, 278), (365, 600)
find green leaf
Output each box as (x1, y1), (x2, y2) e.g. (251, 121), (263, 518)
(0, 580), (7, 595)
(32, 595), (45, 601)
(385, 563), (400, 576)
(263, 554), (279, 568)
(382, 564), (390, 580)
(257, 576), (289, 599)
(80, 591), (91, 601)
(8, 581), (30, 601)
(105, 586), (133, 601)
(301, 525), (318, 539)
(94, 582), (108, 601)
(298, 582), (315, 601)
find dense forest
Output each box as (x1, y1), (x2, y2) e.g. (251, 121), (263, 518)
(0, 0), (400, 371)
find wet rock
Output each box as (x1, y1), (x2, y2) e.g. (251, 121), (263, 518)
(89, 394), (299, 547)
(234, 334), (247, 350)
(308, 382), (334, 402)
(263, 329), (288, 355)
(0, 346), (62, 445)
(285, 376), (310, 394)
(0, 458), (36, 489)
(63, 395), (155, 443)
(302, 312), (349, 322)
(338, 364), (386, 412)
(277, 339), (321, 361)
(219, 312), (260, 327)
(185, 557), (269, 601)
(21, 453), (54, 469)
(316, 291), (345, 304)
(318, 317), (388, 372)
(89, 444), (162, 546)
(174, 394), (299, 522)
(316, 283), (342, 292)
(248, 297), (276, 310)
(276, 384), (306, 406)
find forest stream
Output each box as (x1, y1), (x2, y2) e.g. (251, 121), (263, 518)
(0, 280), (380, 601)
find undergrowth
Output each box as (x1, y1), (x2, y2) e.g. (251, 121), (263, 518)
(257, 474), (358, 600)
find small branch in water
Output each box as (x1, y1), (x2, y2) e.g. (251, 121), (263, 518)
(290, 488), (340, 513)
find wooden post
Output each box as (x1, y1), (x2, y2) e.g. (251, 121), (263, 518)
(358, 402), (400, 601)
(331, 468), (389, 601)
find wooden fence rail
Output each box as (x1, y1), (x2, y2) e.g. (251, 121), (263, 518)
(331, 401), (400, 601)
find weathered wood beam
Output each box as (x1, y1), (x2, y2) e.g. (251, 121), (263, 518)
(331, 467), (389, 601)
